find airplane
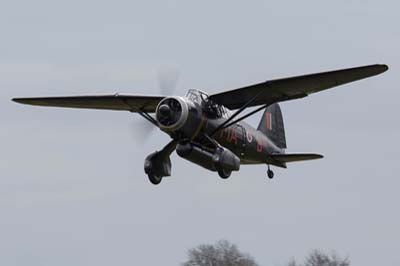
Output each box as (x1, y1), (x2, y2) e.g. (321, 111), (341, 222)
(13, 64), (388, 185)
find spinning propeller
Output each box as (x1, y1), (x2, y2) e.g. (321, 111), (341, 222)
(131, 67), (180, 141)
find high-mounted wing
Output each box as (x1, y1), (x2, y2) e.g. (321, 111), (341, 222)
(12, 94), (165, 113)
(209, 64), (388, 109)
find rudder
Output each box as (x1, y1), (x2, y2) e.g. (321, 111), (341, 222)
(257, 103), (287, 149)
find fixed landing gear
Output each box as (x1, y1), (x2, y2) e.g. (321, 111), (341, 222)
(144, 140), (177, 185)
(144, 152), (170, 185)
(147, 174), (162, 185)
(267, 165), (274, 179)
(217, 167), (231, 179)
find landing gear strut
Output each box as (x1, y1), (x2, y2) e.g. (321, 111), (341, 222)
(267, 165), (274, 179)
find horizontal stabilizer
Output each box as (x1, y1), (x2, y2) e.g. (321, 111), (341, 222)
(270, 153), (323, 163)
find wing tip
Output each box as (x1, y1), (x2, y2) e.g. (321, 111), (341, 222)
(303, 153), (324, 160)
(12, 98), (38, 105)
(377, 63), (389, 73)
(12, 98), (25, 104)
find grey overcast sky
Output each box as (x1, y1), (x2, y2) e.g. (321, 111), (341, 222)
(1, 0), (399, 265)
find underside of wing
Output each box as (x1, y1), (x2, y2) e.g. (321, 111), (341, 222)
(209, 64), (388, 109)
(12, 94), (165, 113)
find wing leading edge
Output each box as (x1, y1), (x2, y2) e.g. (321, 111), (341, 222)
(12, 94), (165, 113)
(209, 64), (388, 109)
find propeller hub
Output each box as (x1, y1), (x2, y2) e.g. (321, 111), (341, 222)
(159, 104), (171, 117)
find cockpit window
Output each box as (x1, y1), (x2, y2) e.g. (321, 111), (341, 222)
(186, 89), (231, 118)
(188, 92), (199, 103)
(185, 89), (209, 105)
(218, 105), (231, 118)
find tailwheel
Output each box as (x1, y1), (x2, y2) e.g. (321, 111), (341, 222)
(148, 174), (162, 185)
(267, 165), (274, 179)
(267, 170), (274, 179)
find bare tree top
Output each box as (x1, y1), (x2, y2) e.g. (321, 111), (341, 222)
(288, 250), (350, 266)
(182, 240), (259, 266)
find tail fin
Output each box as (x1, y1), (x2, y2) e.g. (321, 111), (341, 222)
(258, 103), (287, 149)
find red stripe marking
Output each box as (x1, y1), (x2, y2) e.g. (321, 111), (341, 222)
(266, 112), (272, 130)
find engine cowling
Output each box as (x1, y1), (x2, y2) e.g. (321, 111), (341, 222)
(155, 97), (202, 138)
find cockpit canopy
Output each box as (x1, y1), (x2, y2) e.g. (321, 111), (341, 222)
(185, 89), (230, 118)
(185, 89), (209, 105)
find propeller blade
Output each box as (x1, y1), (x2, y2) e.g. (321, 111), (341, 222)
(157, 67), (180, 95)
(130, 66), (180, 142)
(130, 116), (157, 143)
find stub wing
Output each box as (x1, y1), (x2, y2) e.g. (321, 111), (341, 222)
(12, 94), (165, 113)
(209, 64), (388, 109)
